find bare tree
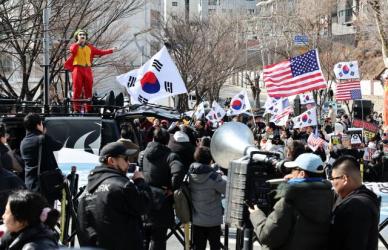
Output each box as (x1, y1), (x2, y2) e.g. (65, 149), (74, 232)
(0, 0), (143, 101)
(153, 15), (245, 111)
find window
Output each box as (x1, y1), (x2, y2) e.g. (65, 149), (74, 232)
(208, 0), (218, 5)
(248, 9), (255, 14)
(172, 1), (178, 6)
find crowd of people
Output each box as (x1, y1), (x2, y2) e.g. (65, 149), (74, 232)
(0, 108), (384, 250)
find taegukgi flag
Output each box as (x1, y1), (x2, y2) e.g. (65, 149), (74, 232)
(264, 96), (281, 115)
(292, 107), (318, 128)
(333, 61), (360, 80)
(227, 90), (251, 116)
(206, 101), (226, 122)
(193, 101), (207, 119)
(116, 46), (187, 104)
(299, 92), (315, 105)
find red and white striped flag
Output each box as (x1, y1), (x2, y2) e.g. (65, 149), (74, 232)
(264, 50), (326, 98)
(307, 129), (326, 152)
(335, 81), (362, 101)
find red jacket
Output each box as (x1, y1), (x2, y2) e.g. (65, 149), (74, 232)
(64, 43), (113, 72)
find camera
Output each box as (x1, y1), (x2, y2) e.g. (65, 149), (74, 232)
(225, 151), (285, 228)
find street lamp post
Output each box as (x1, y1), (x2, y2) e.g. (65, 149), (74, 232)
(43, 0), (51, 113)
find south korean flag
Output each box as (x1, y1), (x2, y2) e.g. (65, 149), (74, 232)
(206, 101), (226, 122)
(116, 46), (187, 104)
(299, 92), (315, 105)
(292, 107), (318, 129)
(227, 90), (251, 116)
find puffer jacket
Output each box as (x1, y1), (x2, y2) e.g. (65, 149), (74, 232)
(140, 141), (184, 227)
(77, 165), (152, 250)
(189, 163), (226, 227)
(250, 178), (333, 250)
(0, 224), (58, 250)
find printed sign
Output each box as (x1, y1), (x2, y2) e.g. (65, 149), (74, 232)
(294, 35), (309, 46)
(352, 119), (379, 133)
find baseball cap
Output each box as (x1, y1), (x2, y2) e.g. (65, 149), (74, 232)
(99, 142), (138, 162)
(173, 131), (189, 142)
(284, 153), (324, 173)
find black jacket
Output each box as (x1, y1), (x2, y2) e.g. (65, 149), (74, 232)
(329, 185), (379, 250)
(168, 139), (195, 173)
(330, 148), (364, 161)
(250, 179), (333, 250)
(77, 165), (152, 250)
(0, 168), (25, 215)
(140, 141), (184, 227)
(0, 224), (58, 250)
(20, 131), (63, 193)
(0, 143), (13, 172)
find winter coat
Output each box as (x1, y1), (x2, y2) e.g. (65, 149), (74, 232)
(0, 144), (13, 172)
(20, 131), (63, 193)
(329, 185), (379, 250)
(140, 141), (185, 227)
(0, 168), (25, 215)
(189, 163), (226, 227)
(77, 165), (152, 250)
(0, 224), (58, 250)
(168, 139), (195, 173)
(250, 178), (333, 250)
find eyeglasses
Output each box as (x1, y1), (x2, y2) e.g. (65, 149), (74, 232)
(328, 175), (344, 181)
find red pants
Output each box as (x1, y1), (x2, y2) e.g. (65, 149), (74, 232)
(72, 66), (93, 112)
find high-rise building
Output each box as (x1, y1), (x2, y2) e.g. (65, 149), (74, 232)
(162, 0), (257, 21)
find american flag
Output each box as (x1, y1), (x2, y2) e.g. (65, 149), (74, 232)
(271, 100), (293, 121)
(307, 129), (326, 152)
(335, 81), (362, 101)
(264, 50), (326, 98)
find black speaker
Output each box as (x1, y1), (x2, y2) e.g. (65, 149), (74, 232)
(353, 100), (373, 120)
(293, 96), (301, 116)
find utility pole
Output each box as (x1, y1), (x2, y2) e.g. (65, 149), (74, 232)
(43, 0), (51, 113)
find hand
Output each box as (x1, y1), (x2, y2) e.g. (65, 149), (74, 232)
(110, 47), (117, 52)
(283, 173), (293, 181)
(132, 170), (144, 180)
(248, 204), (260, 214)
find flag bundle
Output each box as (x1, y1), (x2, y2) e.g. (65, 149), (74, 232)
(335, 81), (362, 101)
(292, 107), (318, 128)
(227, 90), (251, 116)
(264, 50), (326, 98)
(116, 46), (187, 104)
(206, 101), (226, 122)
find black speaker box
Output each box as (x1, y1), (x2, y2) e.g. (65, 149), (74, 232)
(353, 100), (373, 120)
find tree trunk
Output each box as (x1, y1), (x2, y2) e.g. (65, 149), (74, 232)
(371, 0), (388, 67)
(176, 94), (188, 113)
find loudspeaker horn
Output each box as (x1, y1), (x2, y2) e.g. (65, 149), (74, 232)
(210, 122), (258, 169)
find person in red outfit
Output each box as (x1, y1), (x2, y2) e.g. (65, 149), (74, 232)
(64, 29), (114, 112)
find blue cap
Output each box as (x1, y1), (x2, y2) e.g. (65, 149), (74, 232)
(284, 153), (324, 173)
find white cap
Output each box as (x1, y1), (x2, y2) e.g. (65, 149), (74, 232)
(173, 131), (189, 142)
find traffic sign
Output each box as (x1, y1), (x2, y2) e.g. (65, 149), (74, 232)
(294, 35), (309, 46)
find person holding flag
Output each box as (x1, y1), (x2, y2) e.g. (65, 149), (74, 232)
(64, 29), (115, 113)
